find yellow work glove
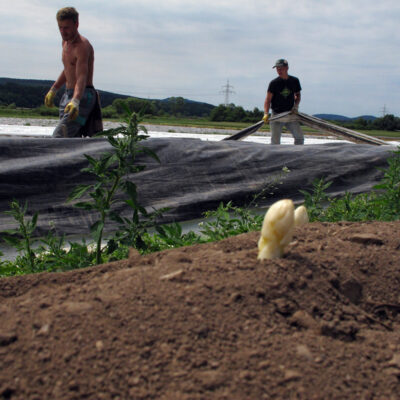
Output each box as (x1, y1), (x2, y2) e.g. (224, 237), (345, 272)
(262, 114), (269, 123)
(44, 88), (57, 107)
(64, 98), (80, 121)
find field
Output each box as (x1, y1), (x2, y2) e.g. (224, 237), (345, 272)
(1, 107), (400, 139)
(0, 109), (399, 398)
(1, 221), (400, 399)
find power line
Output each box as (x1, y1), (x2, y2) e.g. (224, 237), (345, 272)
(381, 104), (388, 117)
(220, 80), (235, 105)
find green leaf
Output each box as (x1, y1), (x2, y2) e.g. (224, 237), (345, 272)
(90, 221), (104, 243)
(141, 147), (160, 163)
(125, 199), (137, 209)
(84, 154), (98, 166)
(74, 201), (95, 210)
(98, 153), (116, 171)
(155, 225), (166, 236)
(2, 235), (22, 248)
(124, 181), (137, 199)
(109, 211), (124, 224)
(108, 135), (119, 148)
(31, 212), (38, 229)
(139, 125), (148, 134)
(136, 205), (148, 215)
(68, 184), (91, 201)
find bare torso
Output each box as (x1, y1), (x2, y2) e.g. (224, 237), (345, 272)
(62, 34), (94, 90)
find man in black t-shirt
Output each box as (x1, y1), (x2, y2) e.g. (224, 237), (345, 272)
(263, 59), (304, 145)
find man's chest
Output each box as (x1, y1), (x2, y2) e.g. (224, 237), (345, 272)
(272, 81), (295, 98)
(62, 47), (77, 66)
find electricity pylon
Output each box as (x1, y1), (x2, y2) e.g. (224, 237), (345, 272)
(220, 80), (235, 105)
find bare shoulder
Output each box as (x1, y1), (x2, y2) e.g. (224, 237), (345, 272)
(76, 35), (94, 57)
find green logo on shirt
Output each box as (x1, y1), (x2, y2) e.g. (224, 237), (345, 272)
(280, 87), (291, 98)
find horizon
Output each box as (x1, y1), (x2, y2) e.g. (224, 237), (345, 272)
(0, 76), (393, 119)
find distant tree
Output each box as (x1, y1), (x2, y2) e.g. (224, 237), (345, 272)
(210, 104), (262, 123)
(354, 117), (368, 128)
(244, 107), (264, 123)
(101, 105), (118, 118)
(227, 105), (246, 122)
(373, 114), (400, 131)
(210, 105), (228, 121)
(342, 117), (370, 130)
(169, 97), (185, 116)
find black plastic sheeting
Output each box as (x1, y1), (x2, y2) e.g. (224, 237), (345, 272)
(0, 137), (396, 237)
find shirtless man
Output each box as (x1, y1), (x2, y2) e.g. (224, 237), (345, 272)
(45, 7), (102, 138)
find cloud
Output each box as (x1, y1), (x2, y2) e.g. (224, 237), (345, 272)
(1, 0), (400, 115)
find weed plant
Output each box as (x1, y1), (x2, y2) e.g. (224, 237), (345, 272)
(300, 147), (400, 222)
(2, 201), (38, 272)
(68, 105), (161, 264)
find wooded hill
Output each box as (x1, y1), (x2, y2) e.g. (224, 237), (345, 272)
(0, 77), (131, 108)
(0, 77), (215, 117)
(314, 114), (377, 122)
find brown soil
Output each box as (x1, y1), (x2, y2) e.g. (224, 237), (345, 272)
(1, 221), (400, 400)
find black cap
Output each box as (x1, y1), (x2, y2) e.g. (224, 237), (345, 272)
(273, 59), (288, 68)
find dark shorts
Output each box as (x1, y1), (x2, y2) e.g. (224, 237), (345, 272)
(52, 87), (97, 138)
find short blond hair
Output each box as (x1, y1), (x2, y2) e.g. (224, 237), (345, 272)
(56, 7), (79, 23)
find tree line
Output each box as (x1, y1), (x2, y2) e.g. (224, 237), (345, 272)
(0, 79), (263, 122)
(333, 115), (400, 131)
(1, 78), (399, 128)
(102, 97), (213, 118)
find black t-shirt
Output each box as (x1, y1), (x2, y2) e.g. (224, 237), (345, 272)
(268, 75), (301, 113)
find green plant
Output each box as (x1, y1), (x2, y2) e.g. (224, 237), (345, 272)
(35, 234), (95, 272)
(200, 201), (263, 241)
(299, 178), (332, 221)
(109, 206), (166, 253)
(247, 166), (291, 208)
(322, 192), (376, 222)
(154, 222), (203, 249)
(0, 204), (97, 275)
(68, 105), (160, 264)
(0, 251), (16, 276)
(298, 146), (400, 222)
(372, 147), (400, 220)
(1, 201), (38, 273)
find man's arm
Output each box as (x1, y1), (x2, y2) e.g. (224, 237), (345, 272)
(72, 43), (90, 101)
(294, 91), (301, 106)
(293, 91), (301, 111)
(262, 91), (273, 122)
(63, 43), (90, 120)
(264, 91), (273, 114)
(53, 71), (67, 91)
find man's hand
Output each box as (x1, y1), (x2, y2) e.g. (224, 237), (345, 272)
(64, 98), (80, 120)
(44, 88), (57, 108)
(262, 114), (269, 123)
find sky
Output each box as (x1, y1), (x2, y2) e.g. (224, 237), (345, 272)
(1, 0), (400, 117)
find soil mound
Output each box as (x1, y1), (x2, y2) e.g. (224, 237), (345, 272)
(1, 221), (400, 399)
